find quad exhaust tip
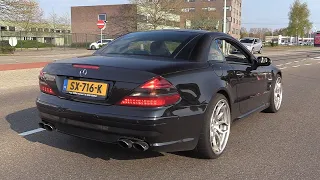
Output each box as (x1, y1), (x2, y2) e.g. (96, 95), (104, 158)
(117, 139), (149, 151)
(117, 139), (133, 149)
(39, 122), (55, 132)
(132, 141), (149, 151)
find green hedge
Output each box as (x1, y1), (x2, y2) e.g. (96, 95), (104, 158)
(0, 41), (15, 54)
(17, 40), (54, 48)
(71, 42), (90, 48)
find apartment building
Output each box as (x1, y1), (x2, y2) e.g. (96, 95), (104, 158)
(181, 0), (242, 39)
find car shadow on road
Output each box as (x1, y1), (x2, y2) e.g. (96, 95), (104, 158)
(6, 107), (165, 161)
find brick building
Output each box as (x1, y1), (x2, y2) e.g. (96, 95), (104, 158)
(71, 4), (180, 40)
(181, 0), (242, 39)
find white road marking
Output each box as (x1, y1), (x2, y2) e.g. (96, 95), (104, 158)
(292, 65), (300, 68)
(276, 64), (283, 67)
(304, 63), (312, 66)
(285, 62), (292, 65)
(302, 59), (307, 61)
(310, 58), (314, 60)
(279, 67), (287, 70)
(315, 56), (320, 59)
(294, 61), (299, 63)
(19, 128), (45, 136)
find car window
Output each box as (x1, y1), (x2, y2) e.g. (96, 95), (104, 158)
(208, 40), (225, 61)
(98, 31), (197, 58)
(97, 40), (101, 43)
(240, 39), (254, 43)
(217, 39), (250, 64)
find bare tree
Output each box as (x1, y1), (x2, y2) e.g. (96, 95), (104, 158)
(47, 10), (70, 32)
(130, 0), (183, 30)
(13, 0), (43, 31)
(59, 12), (71, 31)
(48, 9), (59, 31)
(0, 0), (20, 21)
(185, 10), (220, 31)
(108, 4), (137, 37)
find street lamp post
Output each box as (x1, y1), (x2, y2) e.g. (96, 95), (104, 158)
(223, 0), (227, 34)
(222, 0), (227, 53)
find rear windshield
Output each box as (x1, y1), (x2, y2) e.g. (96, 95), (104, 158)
(96, 31), (197, 58)
(240, 39), (254, 43)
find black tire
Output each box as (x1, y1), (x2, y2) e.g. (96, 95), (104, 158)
(258, 47), (263, 54)
(195, 94), (231, 159)
(264, 74), (282, 113)
(251, 48), (255, 54)
(91, 45), (96, 50)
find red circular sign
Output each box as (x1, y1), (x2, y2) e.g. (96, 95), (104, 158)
(97, 20), (105, 29)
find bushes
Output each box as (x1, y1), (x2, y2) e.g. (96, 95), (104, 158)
(17, 40), (54, 48)
(71, 42), (90, 48)
(0, 41), (15, 54)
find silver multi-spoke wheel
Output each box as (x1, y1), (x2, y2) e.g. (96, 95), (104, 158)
(209, 99), (231, 155)
(274, 77), (283, 110)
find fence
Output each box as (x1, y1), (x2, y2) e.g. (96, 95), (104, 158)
(0, 30), (112, 51)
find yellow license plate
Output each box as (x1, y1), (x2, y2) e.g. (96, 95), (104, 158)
(64, 79), (108, 97)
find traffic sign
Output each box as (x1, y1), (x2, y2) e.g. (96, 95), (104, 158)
(97, 20), (106, 29)
(9, 37), (17, 47)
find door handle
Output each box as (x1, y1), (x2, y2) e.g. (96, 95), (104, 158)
(236, 72), (245, 77)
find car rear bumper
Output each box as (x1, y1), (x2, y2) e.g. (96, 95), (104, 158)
(36, 93), (206, 152)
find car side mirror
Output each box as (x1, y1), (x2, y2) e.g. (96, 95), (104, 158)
(256, 56), (272, 66)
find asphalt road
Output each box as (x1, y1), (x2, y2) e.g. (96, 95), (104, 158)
(1, 50), (320, 180)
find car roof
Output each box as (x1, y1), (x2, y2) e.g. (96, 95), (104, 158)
(133, 29), (231, 37)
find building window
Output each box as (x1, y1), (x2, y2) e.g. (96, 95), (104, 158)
(0, 26), (7, 31)
(202, 7), (216, 11)
(9, 26), (15, 31)
(98, 13), (107, 21)
(38, 28), (43, 32)
(181, 7), (195, 12)
(44, 28), (49, 32)
(31, 28), (37, 32)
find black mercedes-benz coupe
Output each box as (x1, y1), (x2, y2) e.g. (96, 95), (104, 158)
(36, 30), (283, 159)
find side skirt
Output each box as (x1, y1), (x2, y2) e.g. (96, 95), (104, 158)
(234, 103), (270, 120)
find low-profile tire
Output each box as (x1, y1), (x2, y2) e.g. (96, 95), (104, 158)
(91, 45), (96, 50)
(195, 94), (232, 159)
(264, 74), (283, 113)
(258, 47), (263, 54)
(251, 48), (255, 54)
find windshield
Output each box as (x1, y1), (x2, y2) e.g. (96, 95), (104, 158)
(240, 39), (254, 43)
(97, 31), (197, 58)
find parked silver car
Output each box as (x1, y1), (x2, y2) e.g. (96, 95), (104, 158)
(240, 38), (263, 54)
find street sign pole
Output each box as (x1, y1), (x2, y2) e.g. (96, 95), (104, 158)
(97, 20), (107, 49)
(101, 28), (103, 47)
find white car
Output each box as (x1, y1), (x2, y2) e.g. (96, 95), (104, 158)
(89, 39), (113, 50)
(239, 38), (263, 54)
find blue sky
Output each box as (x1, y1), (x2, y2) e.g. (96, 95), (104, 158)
(38, 0), (320, 31)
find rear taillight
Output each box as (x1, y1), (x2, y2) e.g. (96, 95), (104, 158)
(39, 83), (55, 95)
(119, 77), (180, 107)
(39, 69), (55, 95)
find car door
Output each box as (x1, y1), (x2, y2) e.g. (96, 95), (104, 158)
(216, 38), (265, 114)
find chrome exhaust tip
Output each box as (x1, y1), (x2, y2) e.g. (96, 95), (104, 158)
(38, 122), (45, 129)
(117, 139), (133, 149)
(133, 141), (149, 151)
(43, 124), (55, 131)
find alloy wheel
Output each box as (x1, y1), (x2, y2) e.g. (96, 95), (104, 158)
(209, 99), (231, 155)
(274, 77), (283, 110)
